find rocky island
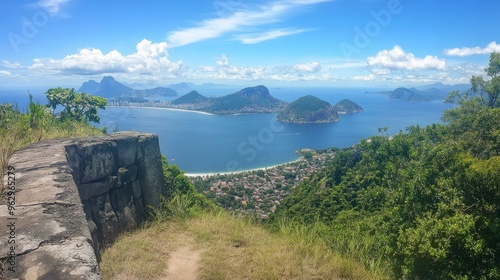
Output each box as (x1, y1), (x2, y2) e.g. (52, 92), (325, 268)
(277, 95), (339, 123)
(334, 99), (364, 114)
(388, 87), (429, 102)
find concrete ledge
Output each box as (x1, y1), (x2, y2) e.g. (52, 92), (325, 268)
(1, 132), (166, 279)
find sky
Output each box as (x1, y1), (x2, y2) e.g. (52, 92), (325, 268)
(0, 0), (499, 89)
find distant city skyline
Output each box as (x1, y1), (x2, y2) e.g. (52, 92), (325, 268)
(1, 0), (499, 88)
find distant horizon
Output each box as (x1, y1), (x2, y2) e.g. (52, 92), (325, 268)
(0, 78), (471, 92)
(1, 1), (497, 88)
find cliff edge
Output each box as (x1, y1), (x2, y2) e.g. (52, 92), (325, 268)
(1, 132), (166, 279)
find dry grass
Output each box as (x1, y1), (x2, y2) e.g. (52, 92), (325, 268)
(101, 210), (387, 280)
(0, 116), (102, 193)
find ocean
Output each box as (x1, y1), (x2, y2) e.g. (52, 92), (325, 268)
(0, 87), (454, 174)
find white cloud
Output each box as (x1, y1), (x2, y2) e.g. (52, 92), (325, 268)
(367, 45), (446, 71)
(451, 63), (484, 76)
(293, 61), (321, 73)
(2, 60), (22, 69)
(444, 41), (500, 57)
(29, 39), (185, 77)
(167, 0), (331, 47)
(238, 28), (313, 44)
(353, 74), (375, 81)
(0, 70), (14, 77)
(195, 55), (333, 82)
(371, 68), (391, 75)
(38, 0), (70, 15)
(216, 54), (230, 67)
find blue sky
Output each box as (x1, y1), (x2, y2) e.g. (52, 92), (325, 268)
(0, 0), (499, 88)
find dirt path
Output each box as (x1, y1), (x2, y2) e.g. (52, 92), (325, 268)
(162, 244), (202, 280)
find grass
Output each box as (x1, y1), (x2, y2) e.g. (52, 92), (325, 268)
(101, 209), (388, 280)
(0, 104), (103, 193)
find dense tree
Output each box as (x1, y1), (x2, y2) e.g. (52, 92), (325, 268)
(448, 52), (500, 108)
(45, 87), (107, 123)
(270, 54), (500, 279)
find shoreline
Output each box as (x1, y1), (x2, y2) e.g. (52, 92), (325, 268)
(185, 157), (304, 177)
(106, 105), (214, 116)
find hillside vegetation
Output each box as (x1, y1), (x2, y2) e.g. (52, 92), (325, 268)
(334, 99), (364, 114)
(277, 95), (339, 123)
(4, 54), (500, 279)
(270, 54), (500, 279)
(102, 154), (382, 279)
(170, 85), (287, 114)
(101, 210), (382, 279)
(0, 89), (105, 193)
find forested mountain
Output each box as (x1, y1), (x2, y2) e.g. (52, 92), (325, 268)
(333, 99), (364, 114)
(389, 87), (429, 101)
(371, 83), (471, 101)
(269, 54), (500, 279)
(277, 95), (339, 123)
(170, 85), (287, 114)
(171, 90), (208, 105)
(206, 85), (287, 114)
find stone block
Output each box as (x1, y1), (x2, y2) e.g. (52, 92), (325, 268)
(132, 180), (142, 199)
(109, 183), (139, 231)
(114, 136), (138, 167)
(80, 142), (117, 184)
(14, 237), (100, 280)
(117, 164), (138, 186)
(1, 131), (165, 280)
(136, 134), (166, 208)
(88, 194), (120, 248)
(78, 176), (118, 202)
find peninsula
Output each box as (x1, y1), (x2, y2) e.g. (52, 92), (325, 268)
(170, 85), (288, 114)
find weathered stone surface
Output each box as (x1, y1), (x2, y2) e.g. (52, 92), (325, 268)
(0, 138), (98, 279)
(110, 183), (140, 231)
(88, 193), (120, 248)
(117, 164), (138, 186)
(132, 180), (142, 199)
(1, 131), (167, 280)
(114, 136), (138, 167)
(137, 134), (165, 208)
(79, 142), (117, 184)
(15, 237), (100, 280)
(78, 176), (118, 201)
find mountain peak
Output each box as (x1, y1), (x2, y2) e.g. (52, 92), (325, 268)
(236, 85), (270, 97)
(78, 79), (100, 94)
(76, 76), (178, 98)
(172, 90), (208, 105)
(334, 99), (364, 114)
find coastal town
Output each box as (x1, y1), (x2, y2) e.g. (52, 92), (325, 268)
(189, 148), (338, 219)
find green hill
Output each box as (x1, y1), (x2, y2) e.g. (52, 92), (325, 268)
(389, 87), (429, 101)
(172, 90), (209, 105)
(168, 85), (287, 114)
(277, 95), (339, 123)
(334, 99), (364, 114)
(271, 100), (500, 278)
(206, 85), (287, 114)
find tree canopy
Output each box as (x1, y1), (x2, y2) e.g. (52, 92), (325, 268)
(45, 87), (107, 124)
(269, 53), (500, 279)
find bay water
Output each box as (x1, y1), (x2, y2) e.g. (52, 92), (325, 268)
(0, 87), (455, 174)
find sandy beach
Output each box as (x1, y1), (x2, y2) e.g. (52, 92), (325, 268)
(107, 105), (214, 116)
(185, 157), (304, 177)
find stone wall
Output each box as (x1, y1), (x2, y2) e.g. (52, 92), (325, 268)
(0, 132), (166, 279)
